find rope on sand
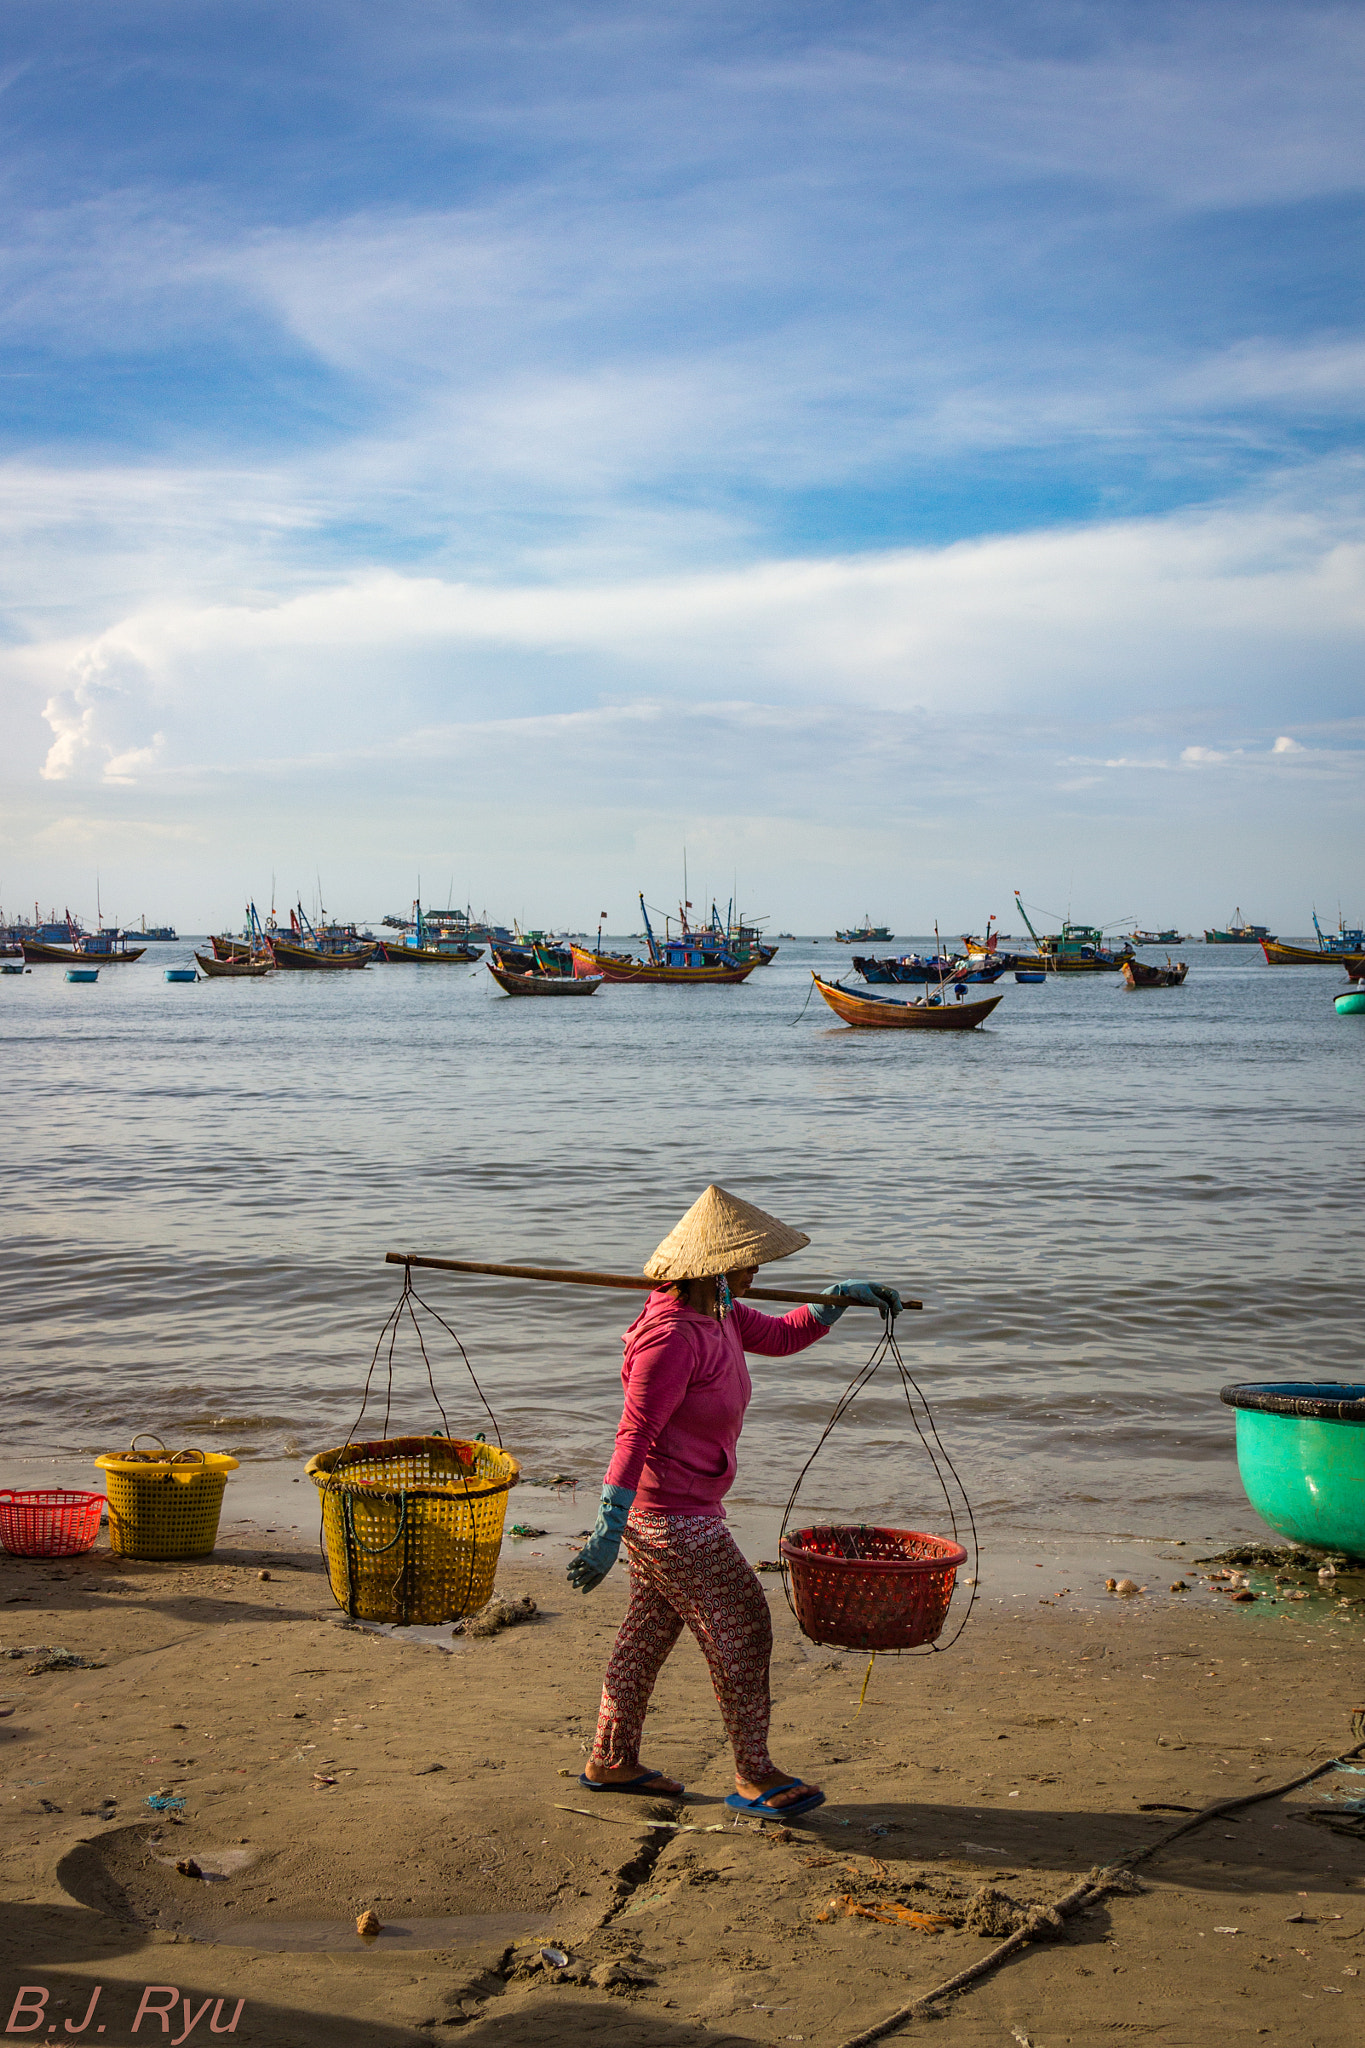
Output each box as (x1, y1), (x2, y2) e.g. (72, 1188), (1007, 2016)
(834, 1721), (1365, 2048)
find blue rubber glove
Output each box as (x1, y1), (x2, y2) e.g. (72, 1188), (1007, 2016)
(809, 1279), (904, 1327)
(567, 1483), (636, 1593)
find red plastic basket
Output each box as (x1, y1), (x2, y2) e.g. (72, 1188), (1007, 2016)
(779, 1524), (968, 1651)
(0, 1489), (105, 1558)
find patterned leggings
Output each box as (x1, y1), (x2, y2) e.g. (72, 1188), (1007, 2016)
(591, 1510), (776, 1781)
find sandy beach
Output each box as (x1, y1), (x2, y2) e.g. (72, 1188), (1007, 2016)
(2, 1525), (1362, 2047)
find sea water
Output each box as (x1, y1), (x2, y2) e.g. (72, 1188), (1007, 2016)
(3, 938), (1361, 1548)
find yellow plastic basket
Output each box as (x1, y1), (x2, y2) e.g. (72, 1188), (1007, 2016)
(307, 1434), (520, 1626)
(94, 1438), (239, 1559)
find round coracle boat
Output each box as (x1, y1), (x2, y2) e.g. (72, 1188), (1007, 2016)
(1220, 1382), (1365, 1556)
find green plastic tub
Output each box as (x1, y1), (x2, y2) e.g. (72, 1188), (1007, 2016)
(1221, 1382), (1365, 1555)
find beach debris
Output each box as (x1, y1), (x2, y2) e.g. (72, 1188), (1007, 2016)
(25, 1648), (105, 1674)
(145, 1793), (186, 1813)
(452, 1593), (538, 1637)
(258, 1571), (271, 1581)
(1213, 1925), (1239, 1934)
(509, 1525), (547, 1539)
(588, 1959), (651, 1989)
(540, 1946), (569, 1969)
(961, 1885), (1063, 1940)
(412, 1761), (445, 1775)
(1105, 1578), (1141, 1597)
(816, 1895), (954, 1930)
(1231, 1589), (1257, 1603)
(1319, 1565), (1338, 1581)
(1198, 1542), (1364, 1570)
(356, 1909), (382, 1937)
(1170, 1581), (1188, 1592)
(175, 1858), (204, 1879)
(755, 1560), (783, 1573)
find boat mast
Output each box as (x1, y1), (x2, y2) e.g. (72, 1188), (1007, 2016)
(639, 892), (661, 965)
(1014, 890), (1045, 951)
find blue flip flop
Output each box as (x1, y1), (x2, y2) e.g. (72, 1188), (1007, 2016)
(579, 1770), (684, 1795)
(724, 1780), (825, 1820)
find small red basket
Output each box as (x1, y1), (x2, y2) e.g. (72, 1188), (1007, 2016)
(779, 1524), (968, 1651)
(0, 1489), (105, 1558)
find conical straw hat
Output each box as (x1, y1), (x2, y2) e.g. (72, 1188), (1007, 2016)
(644, 1184), (810, 1282)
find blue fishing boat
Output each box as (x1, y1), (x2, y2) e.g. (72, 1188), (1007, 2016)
(164, 967), (198, 983)
(1014, 971), (1047, 984)
(1221, 1382), (1365, 1555)
(65, 967), (99, 983)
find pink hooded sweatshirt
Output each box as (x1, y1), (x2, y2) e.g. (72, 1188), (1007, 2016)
(603, 1289), (830, 1517)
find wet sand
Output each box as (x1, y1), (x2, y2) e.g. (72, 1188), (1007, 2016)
(2, 1532), (1362, 2047)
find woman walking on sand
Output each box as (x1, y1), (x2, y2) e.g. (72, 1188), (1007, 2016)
(567, 1185), (900, 1819)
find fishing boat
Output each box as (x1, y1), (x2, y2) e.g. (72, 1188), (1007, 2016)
(374, 900), (483, 963)
(1013, 894), (1132, 971)
(1127, 927), (1184, 945)
(269, 903), (374, 969)
(65, 967), (99, 983)
(23, 929), (146, 965)
(1335, 989), (1365, 1016)
(135, 918), (178, 941)
(164, 967), (198, 983)
(1121, 958), (1188, 988)
(195, 951), (273, 979)
(271, 935), (370, 970)
(1262, 913), (1365, 969)
(835, 917), (893, 943)
(570, 943), (755, 985)
(569, 895), (757, 984)
(490, 931), (576, 977)
(488, 962), (603, 997)
(1014, 971), (1046, 984)
(1221, 1381), (1365, 1554)
(812, 975), (1002, 1030)
(1, 962), (27, 975)
(1205, 909), (1274, 944)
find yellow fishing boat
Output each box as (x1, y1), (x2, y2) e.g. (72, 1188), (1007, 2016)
(812, 974), (1002, 1029)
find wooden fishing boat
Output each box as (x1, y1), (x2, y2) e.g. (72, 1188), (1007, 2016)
(835, 917), (893, 943)
(1121, 958), (1188, 988)
(1205, 909), (1273, 944)
(270, 936), (370, 969)
(195, 951), (273, 979)
(1013, 895), (1131, 971)
(569, 944), (755, 985)
(374, 897), (482, 962)
(488, 963), (603, 997)
(1262, 938), (1365, 969)
(812, 975), (1002, 1030)
(23, 934), (146, 964)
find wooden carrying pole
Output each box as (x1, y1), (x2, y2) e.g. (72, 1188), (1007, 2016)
(386, 1251), (920, 1310)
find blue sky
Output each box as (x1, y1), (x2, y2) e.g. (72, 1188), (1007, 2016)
(1, 1), (1362, 929)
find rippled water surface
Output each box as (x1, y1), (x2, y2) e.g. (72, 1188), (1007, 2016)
(4, 939), (1361, 1542)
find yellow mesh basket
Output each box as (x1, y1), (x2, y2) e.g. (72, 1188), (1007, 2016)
(306, 1434), (520, 1625)
(94, 1439), (239, 1559)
